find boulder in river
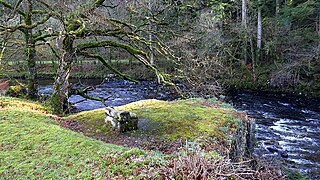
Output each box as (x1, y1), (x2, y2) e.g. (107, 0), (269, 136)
(279, 151), (289, 158)
(266, 146), (279, 153)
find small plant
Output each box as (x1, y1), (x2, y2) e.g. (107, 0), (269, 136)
(286, 170), (306, 180)
(5, 85), (27, 97)
(207, 97), (218, 102)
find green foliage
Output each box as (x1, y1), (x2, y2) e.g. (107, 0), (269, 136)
(286, 169), (306, 180)
(283, 0), (317, 22)
(208, 0), (232, 20)
(5, 85), (27, 98)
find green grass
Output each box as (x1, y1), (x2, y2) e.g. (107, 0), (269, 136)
(0, 97), (249, 179)
(0, 97), (166, 179)
(286, 169), (306, 180)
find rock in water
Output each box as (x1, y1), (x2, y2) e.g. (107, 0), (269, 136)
(280, 151), (289, 158)
(105, 107), (138, 132)
(266, 146), (279, 153)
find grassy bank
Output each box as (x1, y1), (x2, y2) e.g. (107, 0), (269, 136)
(0, 97), (284, 179)
(0, 97), (165, 178)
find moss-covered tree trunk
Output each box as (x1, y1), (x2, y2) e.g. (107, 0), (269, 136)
(51, 35), (75, 114)
(49, 0), (106, 114)
(25, 0), (37, 100)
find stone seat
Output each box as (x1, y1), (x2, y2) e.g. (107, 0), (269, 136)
(105, 107), (138, 132)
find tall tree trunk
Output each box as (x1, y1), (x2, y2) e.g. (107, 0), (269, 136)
(0, 33), (9, 65)
(276, 0), (280, 16)
(148, 0), (154, 64)
(241, 0), (248, 65)
(250, 35), (256, 81)
(242, 0), (247, 26)
(257, 4), (262, 64)
(0, 43), (6, 65)
(51, 35), (75, 114)
(50, 0), (105, 114)
(25, 0), (37, 100)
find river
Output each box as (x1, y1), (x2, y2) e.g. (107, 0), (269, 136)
(38, 79), (320, 178)
(229, 91), (320, 179)
(38, 78), (178, 111)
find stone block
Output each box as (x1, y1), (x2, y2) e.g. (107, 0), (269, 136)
(105, 107), (138, 132)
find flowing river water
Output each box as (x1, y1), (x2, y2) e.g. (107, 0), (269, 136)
(37, 79), (320, 178)
(38, 79), (179, 111)
(229, 91), (320, 179)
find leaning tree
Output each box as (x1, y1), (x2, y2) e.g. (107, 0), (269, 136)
(34, 0), (176, 114)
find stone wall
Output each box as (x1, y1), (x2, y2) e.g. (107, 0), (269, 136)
(230, 115), (256, 161)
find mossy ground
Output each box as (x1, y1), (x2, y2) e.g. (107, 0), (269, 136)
(64, 98), (244, 154)
(1, 97), (240, 178)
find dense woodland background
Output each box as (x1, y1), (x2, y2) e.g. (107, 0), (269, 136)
(0, 0), (319, 113)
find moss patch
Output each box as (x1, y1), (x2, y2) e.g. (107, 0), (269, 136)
(119, 99), (240, 141)
(65, 109), (111, 135)
(64, 99), (243, 153)
(4, 85), (27, 98)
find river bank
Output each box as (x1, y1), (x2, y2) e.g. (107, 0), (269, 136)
(1, 63), (319, 178)
(223, 65), (320, 97)
(0, 97), (285, 179)
(2, 62), (320, 98)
